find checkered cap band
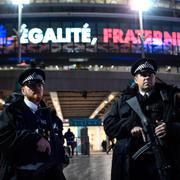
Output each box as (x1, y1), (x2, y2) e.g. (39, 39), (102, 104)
(22, 72), (44, 84)
(134, 61), (154, 74)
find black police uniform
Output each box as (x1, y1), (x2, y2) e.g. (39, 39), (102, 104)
(104, 83), (180, 180)
(103, 58), (180, 180)
(0, 69), (66, 180)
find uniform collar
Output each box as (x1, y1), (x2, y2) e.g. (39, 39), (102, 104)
(139, 90), (152, 97)
(24, 97), (39, 113)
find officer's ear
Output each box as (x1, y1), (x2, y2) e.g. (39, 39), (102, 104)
(21, 86), (26, 95)
(134, 75), (138, 83)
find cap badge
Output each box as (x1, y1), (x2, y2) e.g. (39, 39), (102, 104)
(22, 72), (44, 84)
(134, 61), (154, 74)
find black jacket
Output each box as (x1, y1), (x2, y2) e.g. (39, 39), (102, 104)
(0, 94), (65, 180)
(103, 83), (180, 180)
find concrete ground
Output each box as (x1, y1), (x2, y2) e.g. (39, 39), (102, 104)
(63, 152), (112, 180)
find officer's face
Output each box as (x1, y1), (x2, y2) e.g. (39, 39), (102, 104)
(134, 72), (156, 92)
(21, 81), (44, 104)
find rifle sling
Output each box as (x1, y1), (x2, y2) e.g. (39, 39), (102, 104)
(132, 142), (151, 160)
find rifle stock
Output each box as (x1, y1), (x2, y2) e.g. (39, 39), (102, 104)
(126, 97), (171, 180)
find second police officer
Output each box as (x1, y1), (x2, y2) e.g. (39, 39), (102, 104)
(104, 58), (180, 180)
(0, 68), (66, 180)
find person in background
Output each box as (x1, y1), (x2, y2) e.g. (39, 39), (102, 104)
(103, 58), (180, 180)
(64, 128), (75, 157)
(101, 140), (107, 152)
(106, 137), (115, 154)
(0, 68), (66, 180)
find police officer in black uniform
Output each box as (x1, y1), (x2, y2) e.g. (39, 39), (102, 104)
(103, 58), (180, 180)
(0, 68), (66, 180)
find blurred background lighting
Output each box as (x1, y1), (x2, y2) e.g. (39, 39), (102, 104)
(131, 0), (151, 11)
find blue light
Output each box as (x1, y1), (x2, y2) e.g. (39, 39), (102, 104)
(0, 25), (6, 45)
(110, 56), (138, 61)
(0, 25), (14, 46)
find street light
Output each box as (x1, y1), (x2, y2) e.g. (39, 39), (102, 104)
(130, 0), (151, 58)
(12, 0), (30, 63)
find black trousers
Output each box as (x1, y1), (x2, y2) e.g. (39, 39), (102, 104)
(67, 142), (75, 156)
(16, 165), (66, 180)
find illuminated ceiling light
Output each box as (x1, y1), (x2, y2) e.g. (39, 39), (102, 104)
(130, 0), (151, 11)
(50, 92), (64, 121)
(55, 65), (59, 70)
(69, 58), (88, 62)
(12, 0), (30, 5)
(165, 66), (171, 72)
(109, 94), (115, 101)
(95, 110), (99, 114)
(0, 99), (5, 105)
(104, 99), (108, 104)
(89, 92), (120, 119)
(111, 65), (114, 69)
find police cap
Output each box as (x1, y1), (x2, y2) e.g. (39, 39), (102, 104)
(18, 68), (46, 86)
(131, 58), (158, 76)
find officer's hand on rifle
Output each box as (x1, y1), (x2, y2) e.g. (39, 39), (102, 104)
(36, 137), (51, 155)
(131, 126), (146, 142)
(155, 120), (167, 139)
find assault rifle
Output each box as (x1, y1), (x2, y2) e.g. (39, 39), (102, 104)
(126, 96), (171, 180)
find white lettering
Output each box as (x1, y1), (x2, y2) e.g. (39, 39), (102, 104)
(82, 23), (91, 43)
(20, 24), (29, 44)
(91, 37), (97, 45)
(57, 28), (71, 43)
(71, 28), (81, 43)
(43, 28), (57, 43)
(28, 28), (43, 44)
(19, 23), (97, 45)
(21, 28), (29, 44)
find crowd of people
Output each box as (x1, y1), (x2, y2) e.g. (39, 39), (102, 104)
(0, 57), (179, 180)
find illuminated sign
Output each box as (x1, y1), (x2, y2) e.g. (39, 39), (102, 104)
(69, 118), (102, 126)
(103, 28), (180, 46)
(1, 22), (180, 55)
(20, 23), (97, 45)
(20, 24), (180, 46)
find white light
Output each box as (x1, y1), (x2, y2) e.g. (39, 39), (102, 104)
(12, 0), (30, 5)
(109, 94), (115, 100)
(131, 0), (151, 11)
(55, 65), (59, 70)
(50, 92), (64, 121)
(95, 110), (98, 114)
(0, 99), (5, 105)
(104, 100), (108, 104)
(89, 92), (120, 119)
